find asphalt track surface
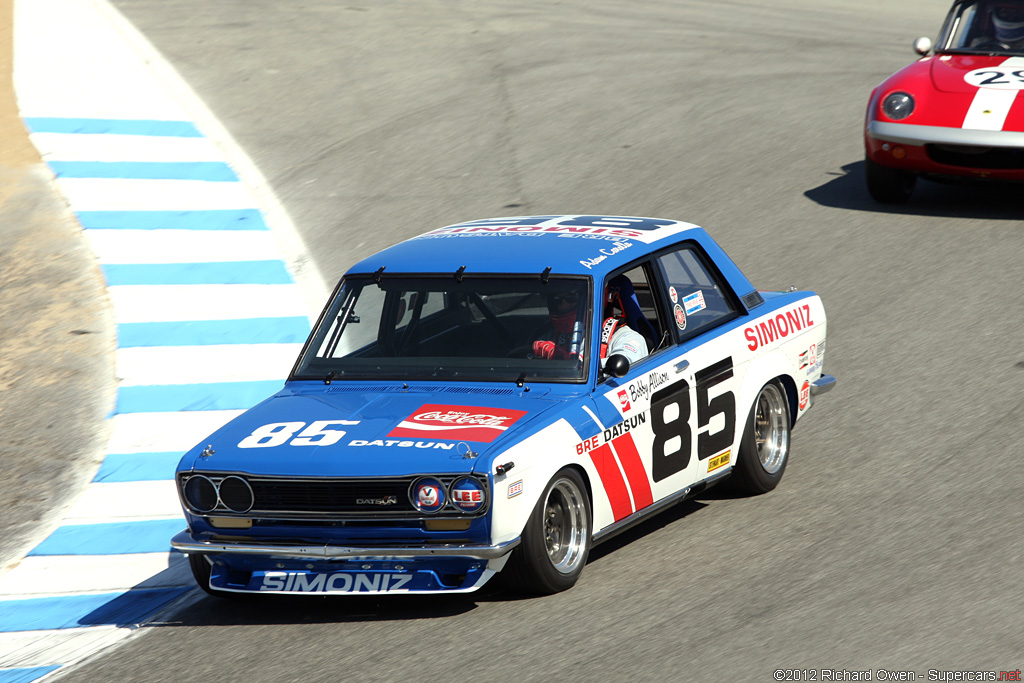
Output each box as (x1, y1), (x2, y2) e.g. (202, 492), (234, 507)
(10, 0), (1024, 680)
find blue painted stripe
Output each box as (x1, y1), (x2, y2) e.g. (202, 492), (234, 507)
(117, 317), (310, 347)
(76, 209), (268, 231)
(93, 452), (181, 483)
(102, 261), (293, 286)
(28, 520), (184, 557)
(49, 161), (237, 181)
(23, 117), (201, 137)
(0, 666), (62, 683)
(0, 588), (189, 632)
(116, 380), (281, 413)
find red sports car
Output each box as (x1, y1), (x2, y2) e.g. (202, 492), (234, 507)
(864, 0), (1024, 202)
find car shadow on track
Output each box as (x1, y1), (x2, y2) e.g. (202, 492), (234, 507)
(806, 161), (1023, 219)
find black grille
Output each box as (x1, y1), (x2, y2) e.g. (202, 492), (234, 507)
(926, 144), (1024, 170)
(251, 478), (414, 514)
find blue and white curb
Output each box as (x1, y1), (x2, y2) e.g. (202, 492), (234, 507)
(1, 0), (325, 680)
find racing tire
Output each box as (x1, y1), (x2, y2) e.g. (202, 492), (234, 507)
(503, 468), (592, 595)
(188, 553), (238, 599)
(727, 380), (791, 496)
(865, 156), (916, 203)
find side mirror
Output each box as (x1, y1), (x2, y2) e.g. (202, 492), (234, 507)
(604, 354), (630, 378)
(913, 37), (933, 56)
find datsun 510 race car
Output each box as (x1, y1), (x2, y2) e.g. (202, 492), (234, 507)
(171, 215), (836, 597)
(864, 0), (1024, 202)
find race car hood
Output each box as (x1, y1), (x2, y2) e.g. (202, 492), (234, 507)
(928, 54), (1018, 93)
(178, 384), (564, 478)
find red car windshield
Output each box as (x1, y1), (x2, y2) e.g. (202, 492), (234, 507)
(937, 1), (1024, 55)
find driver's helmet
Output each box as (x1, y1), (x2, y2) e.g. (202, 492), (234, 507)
(545, 290), (579, 331)
(992, 4), (1024, 43)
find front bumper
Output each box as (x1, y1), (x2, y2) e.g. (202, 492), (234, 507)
(867, 121), (1024, 149)
(865, 121), (1024, 180)
(174, 530), (520, 595)
(170, 529), (519, 560)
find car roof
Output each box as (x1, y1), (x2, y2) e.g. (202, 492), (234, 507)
(346, 215), (709, 278)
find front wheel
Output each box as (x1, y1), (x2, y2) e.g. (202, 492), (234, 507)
(503, 468), (591, 595)
(188, 554), (237, 599)
(865, 156), (916, 203)
(727, 380), (792, 495)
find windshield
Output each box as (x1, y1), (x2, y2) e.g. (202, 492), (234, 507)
(937, 0), (1024, 55)
(292, 275), (591, 383)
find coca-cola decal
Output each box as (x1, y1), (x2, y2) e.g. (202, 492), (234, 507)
(388, 404), (529, 443)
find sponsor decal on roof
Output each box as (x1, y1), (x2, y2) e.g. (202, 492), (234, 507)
(388, 404), (528, 443)
(417, 215), (690, 244)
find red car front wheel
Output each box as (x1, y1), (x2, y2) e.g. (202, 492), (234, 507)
(865, 156), (917, 203)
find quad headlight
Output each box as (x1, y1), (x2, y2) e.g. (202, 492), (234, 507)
(882, 92), (914, 120)
(181, 474), (254, 514)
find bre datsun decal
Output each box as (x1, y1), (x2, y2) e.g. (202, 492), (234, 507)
(388, 404), (528, 443)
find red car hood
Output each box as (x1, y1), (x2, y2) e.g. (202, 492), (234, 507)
(928, 54), (1024, 93)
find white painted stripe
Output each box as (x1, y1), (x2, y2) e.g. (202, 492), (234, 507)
(13, 1), (186, 120)
(63, 481), (182, 524)
(0, 554), (190, 598)
(116, 344), (301, 386)
(108, 283), (306, 323)
(963, 56), (1024, 130)
(30, 132), (224, 163)
(84, 229), (284, 264)
(107, 410), (243, 454)
(53, 177), (256, 212)
(963, 88), (1017, 130)
(0, 626), (132, 669)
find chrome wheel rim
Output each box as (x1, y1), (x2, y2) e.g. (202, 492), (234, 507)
(544, 477), (588, 574)
(754, 384), (789, 474)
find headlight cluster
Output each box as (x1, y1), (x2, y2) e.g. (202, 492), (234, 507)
(182, 474), (254, 514)
(411, 476), (487, 514)
(882, 92), (914, 120)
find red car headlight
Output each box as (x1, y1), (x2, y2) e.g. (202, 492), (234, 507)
(881, 92), (914, 120)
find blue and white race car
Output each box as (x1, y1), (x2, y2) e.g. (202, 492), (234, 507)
(171, 215), (835, 597)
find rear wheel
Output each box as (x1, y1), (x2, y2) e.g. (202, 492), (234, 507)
(727, 380), (791, 495)
(503, 468), (591, 595)
(865, 156), (916, 203)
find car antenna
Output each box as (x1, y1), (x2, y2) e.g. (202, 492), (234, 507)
(373, 266), (385, 283)
(540, 266), (551, 284)
(454, 265), (466, 282)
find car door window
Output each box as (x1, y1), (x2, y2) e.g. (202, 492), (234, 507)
(656, 245), (738, 341)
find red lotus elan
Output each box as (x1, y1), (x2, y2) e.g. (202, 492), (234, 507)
(864, 0), (1024, 202)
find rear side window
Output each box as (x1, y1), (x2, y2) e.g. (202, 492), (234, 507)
(656, 246), (738, 341)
